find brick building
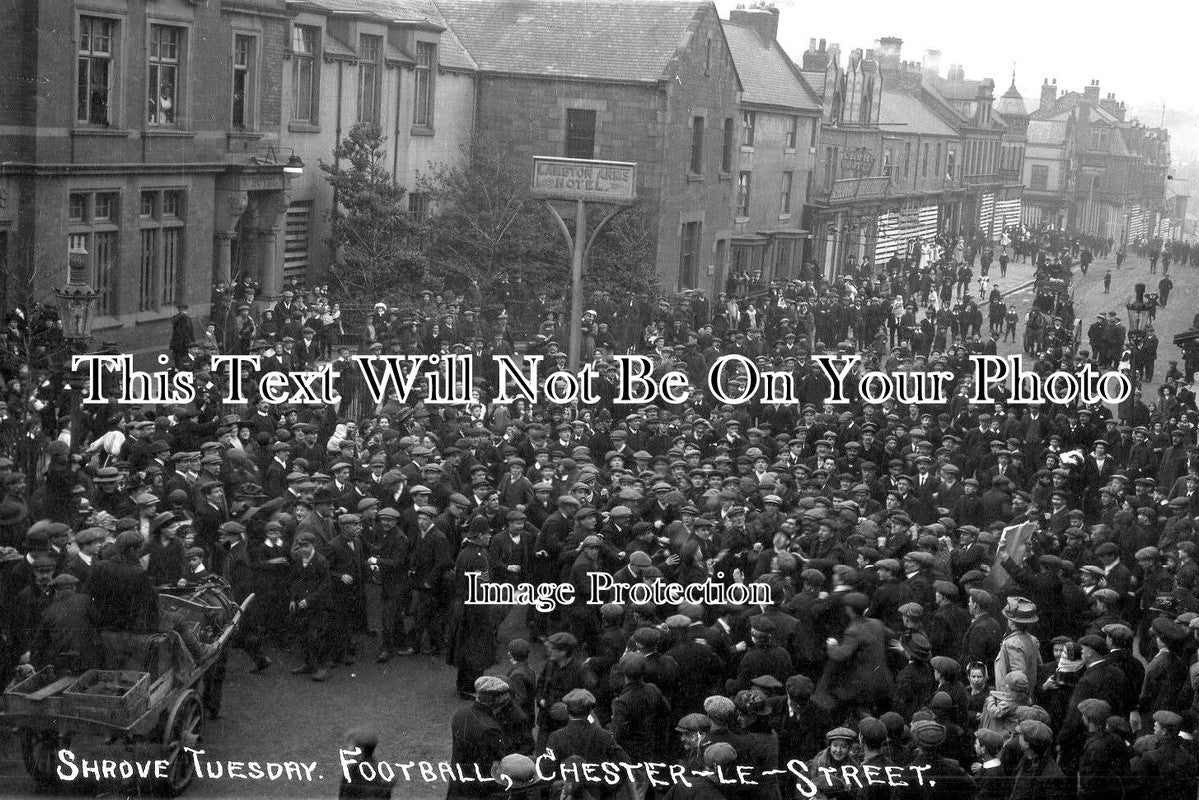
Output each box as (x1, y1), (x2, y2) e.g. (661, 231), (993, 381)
(722, 6), (821, 284)
(279, 0), (475, 289)
(0, 0), (293, 354)
(437, 0), (742, 295)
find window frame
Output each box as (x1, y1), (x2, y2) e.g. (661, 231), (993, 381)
(77, 15), (117, 127)
(291, 24), (321, 124)
(721, 117), (734, 173)
(138, 188), (186, 312)
(147, 23), (186, 127)
(678, 221), (701, 290)
(736, 171), (752, 217)
(413, 41), (436, 129)
(689, 116), (705, 175)
(356, 33), (383, 124)
(780, 170), (794, 214)
(741, 111), (756, 148)
(564, 108), (597, 160)
(1030, 164), (1049, 191)
(66, 191), (121, 315)
(785, 116), (798, 149)
(231, 33), (257, 130)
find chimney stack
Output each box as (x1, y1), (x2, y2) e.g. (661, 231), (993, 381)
(922, 49), (941, 76)
(1040, 78), (1057, 110)
(947, 64), (965, 82)
(729, 5), (780, 44)
(802, 37), (830, 71)
(876, 36), (902, 70)
(1083, 79), (1100, 102)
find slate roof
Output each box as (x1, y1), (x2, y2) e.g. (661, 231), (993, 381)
(879, 90), (958, 137)
(290, 0), (443, 26)
(287, 0), (476, 71)
(723, 22), (820, 111)
(434, 0), (706, 82)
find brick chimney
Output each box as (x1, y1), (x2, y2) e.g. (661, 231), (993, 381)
(1100, 92), (1125, 120)
(729, 5), (780, 43)
(947, 64), (965, 82)
(922, 49), (941, 76)
(802, 38), (830, 70)
(1083, 80), (1100, 103)
(876, 36), (902, 70)
(1040, 78), (1057, 110)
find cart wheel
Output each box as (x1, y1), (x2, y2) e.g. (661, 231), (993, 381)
(161, 689), (204, 797)
(21, 731), (61, 787)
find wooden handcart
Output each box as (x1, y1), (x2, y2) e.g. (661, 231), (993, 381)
(2, 579), (253, 797)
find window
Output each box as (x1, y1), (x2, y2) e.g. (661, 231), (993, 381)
(947, 145), (957, 179)
(690, 116), (704, 174)
(935, 142), (943, 176)
(1030, 164), (1049, 190)
(148, 25), (183, 125)
(413, 42), (435, 128)
(679, 221), (701, 290)
(231, 35), (255, 129)
(780, 171), (793, 214)
(284, 201), (313, 283)
(741, 111), (755, 147)
(882, 147), (894, 177)
(408, 192), (430, 221)
(786, 116), (798, 149)
(922, 143), (930, 177)
(77, 17), (114, 125)
(721, 117), (734, 173)
(705, 38), (711, 76)
(565, 109), (596, 160)
(138, 189), (184, 311)
(736, 171), (751, 217)
(292, 25), (319, 123)
(903, 142), (911, 178)
(1090, 129), (1107, 151)
(66, 191), (120, 314)
(357, 34), (382, 124)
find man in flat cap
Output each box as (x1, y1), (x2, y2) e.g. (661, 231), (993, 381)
(448, 676), (511, 800)
(1008, 720), (1067, 800)
(30, 572), (98, 674)
(327, 513), (368, 668)
(289, 532), (332, 682)
(1129, 709), (1197, 800)
(535, 632), (590, 749)
(544, 688), (628, 798)
(1076, 698), (1130, 800)
(409, 505), (453, 657)
(449, 517), (496, 698)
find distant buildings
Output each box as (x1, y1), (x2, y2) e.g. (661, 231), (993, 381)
(0, 0), (1177, 351)
(1024, 78), (1171, 243)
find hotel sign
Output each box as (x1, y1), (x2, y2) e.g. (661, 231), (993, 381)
(531, 157), (637, 203)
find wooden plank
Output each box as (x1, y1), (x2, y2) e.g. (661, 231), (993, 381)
(24, 677), (76, 701)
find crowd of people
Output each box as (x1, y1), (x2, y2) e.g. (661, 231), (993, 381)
(1, 224), (1199, 800)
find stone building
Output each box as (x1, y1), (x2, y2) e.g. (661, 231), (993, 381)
(279, 0), (475, 290)
(437, 0), (742, 295)
(0, 0), (292, 354)
(722, 6), (821, 285)
(1025, 78), (1170, 243)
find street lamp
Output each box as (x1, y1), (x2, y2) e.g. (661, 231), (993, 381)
(55, 247), (98, 347)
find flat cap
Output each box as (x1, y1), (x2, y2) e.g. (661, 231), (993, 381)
(474, 675), (510, 694)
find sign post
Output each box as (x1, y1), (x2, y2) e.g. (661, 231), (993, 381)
(532, 157), (637, 372)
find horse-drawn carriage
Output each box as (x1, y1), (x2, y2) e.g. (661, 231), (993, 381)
(2, 579), (251, 796)
(1023, 263), (1078, 353)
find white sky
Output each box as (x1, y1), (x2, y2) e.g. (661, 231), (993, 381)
(715, 0), (1198, 121)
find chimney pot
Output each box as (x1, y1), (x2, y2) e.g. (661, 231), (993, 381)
(809, 37), (816, 50)
(819, 38), (826, 50)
